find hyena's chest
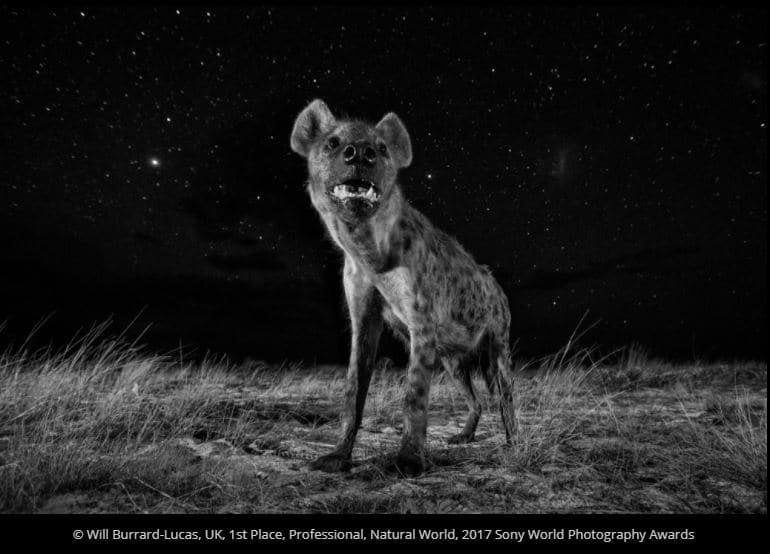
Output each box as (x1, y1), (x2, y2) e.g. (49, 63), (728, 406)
(373, 258), (493, 354)
(373, 267), (416, 327)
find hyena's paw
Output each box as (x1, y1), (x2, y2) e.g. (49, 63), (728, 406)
(447, 433), (475, 445)
(394, 450), (426, 477)
(309, 452), (352, 473)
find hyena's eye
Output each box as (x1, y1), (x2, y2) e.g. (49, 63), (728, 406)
(327, 136), (340, 150)
(378, 143), (388, 156)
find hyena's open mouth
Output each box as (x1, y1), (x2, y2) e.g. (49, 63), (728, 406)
(329, 178), (381, 204)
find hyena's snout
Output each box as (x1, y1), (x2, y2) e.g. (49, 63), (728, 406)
(327, 141), (384, 214)
(342, 142), (378, 167)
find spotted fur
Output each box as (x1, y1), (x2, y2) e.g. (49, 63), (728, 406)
(290, 99), (516, 476)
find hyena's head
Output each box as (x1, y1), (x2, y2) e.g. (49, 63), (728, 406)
(290, 99), (412, 221)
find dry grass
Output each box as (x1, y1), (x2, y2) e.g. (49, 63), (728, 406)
(0, 327), (765, 513)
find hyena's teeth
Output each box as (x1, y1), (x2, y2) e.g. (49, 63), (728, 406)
(332, 184), (379, 202)
(364, 187), (378, 201)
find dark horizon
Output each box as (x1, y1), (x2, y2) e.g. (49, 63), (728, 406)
(0, 6), (766, 364)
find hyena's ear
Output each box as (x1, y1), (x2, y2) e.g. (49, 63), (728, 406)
(290, 99), (336, 157)
(376, 112), (412, 168)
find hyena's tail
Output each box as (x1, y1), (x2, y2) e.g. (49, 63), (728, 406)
(484, 326), (517, 444)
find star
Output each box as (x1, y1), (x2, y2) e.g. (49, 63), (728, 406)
(149, 157), (161, 167)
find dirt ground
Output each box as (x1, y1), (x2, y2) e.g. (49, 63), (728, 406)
(3, 346), (763, 514)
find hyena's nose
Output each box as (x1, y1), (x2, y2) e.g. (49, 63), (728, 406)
(363, 146), (377, 165)
(343, 145), (357, 164)
(343, 144), (377, 166)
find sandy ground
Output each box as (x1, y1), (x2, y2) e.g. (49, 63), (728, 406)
(12, 358), (763, 514)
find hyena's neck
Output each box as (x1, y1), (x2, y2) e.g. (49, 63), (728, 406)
(322, 185), (407, 274)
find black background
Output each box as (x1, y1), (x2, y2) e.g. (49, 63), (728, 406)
(0, 7), (766, 363)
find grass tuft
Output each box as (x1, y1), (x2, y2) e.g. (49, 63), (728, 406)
(0, 322), (765, 513)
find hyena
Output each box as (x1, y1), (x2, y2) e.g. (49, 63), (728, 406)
(290, 99), (516, 476)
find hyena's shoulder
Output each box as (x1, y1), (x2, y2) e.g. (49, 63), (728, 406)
(394, 203), (480, 274)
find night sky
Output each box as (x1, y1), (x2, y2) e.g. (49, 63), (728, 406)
(0, 7), (766, 363)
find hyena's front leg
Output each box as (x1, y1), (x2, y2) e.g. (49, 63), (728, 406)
(396, 329), (437, 476)
(310, 272), (383, 472)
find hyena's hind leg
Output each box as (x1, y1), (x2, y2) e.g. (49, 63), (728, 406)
(483, 329), (517, 444)
(441, 355), (482, 444)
